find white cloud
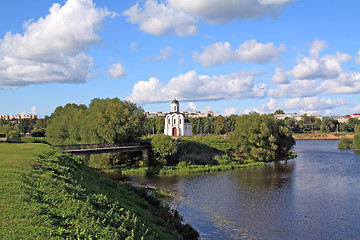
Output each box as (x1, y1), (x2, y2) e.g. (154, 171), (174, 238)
(169, 0), (295, 24)
(127, 70), (267, 103)
(355, 50), (360, 65)
(268, 80), (319, 98)
(108, 62), (126, 79)
(246, 97), (347, 114)
(352, 104), (360, 113)
(271, 67), (288, 83)
(155, 46), (172, 61)
(194, 40), (285, 66)
(318, 72), (360, 94)
(31, 106), (38, 115)
(130, 41), (138, 51)
(188, 102), (197, 111)
(289, 39), (351, 80)
(123, 0), (198, 37)
(224, 108), (237, 116)
(0, 0), (113, 87)
(281, 97), (347, 111)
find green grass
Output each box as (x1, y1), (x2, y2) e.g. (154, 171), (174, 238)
(178, 135), (230, 152)
(0, 143), (198, 239)
(121, 162), (265, 176)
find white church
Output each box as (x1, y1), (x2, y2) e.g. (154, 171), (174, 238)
(164, 99), (192, 137)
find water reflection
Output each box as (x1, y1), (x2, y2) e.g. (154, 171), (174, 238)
(126, 140), (360, 240)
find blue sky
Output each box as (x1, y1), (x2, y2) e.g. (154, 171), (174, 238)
(1, 0), (360, 117)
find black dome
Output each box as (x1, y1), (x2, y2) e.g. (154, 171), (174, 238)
(171, 99), (179, 104)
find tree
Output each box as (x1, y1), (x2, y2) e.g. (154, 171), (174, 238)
(354, 124), (360, 149)
(151, 134), (178, 165)
(46, 98), (145, 145)
(230, 112), (295, 162)
(274, 110), (285, 115)
(155, 117), (165, 134)
(214, 116), (225, 135)
(320, 117), (338, 133)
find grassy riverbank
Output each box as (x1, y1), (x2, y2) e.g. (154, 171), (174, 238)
(120, 161), (265, 175)
(114, 135), (267, 176)
(0, 143), (198, 239)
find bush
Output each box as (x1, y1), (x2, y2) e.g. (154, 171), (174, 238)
(354, 125), (360, 149)
(338, 137), (353, 149)
(151, 135), (178, 159)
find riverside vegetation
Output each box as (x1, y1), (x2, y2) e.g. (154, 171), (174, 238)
(338, 124), (360, 149)
(1, 98), (298, 239)
(0, 143), (198, 239)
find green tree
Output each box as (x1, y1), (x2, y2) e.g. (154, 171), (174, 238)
(320, 117), (338, 133)
(155, 117), (165, 134)
(46, 98), (145, 145)
(214, 115), (225, 135)
(274, 110), (285, 115)
(230, 112), (295, 162)
(151, 134), (178, 165)
(354, 124), (360, 149)
(224, 115), (238, 133)
(0, 123), (20, 139)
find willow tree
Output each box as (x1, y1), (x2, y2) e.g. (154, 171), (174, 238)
(229, 112), (295, 162)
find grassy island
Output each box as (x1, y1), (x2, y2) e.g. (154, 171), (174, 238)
(0, 143), (198, 239)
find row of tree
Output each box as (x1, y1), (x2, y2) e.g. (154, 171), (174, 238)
(46, 98), (145, 145)
(282, 115), (360, 133)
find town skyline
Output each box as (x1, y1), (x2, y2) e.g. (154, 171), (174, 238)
(1, 0), (360, 117)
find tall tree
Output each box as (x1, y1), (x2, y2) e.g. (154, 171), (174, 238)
(230, 112), (295, 162)
(46, 98), (145, 145)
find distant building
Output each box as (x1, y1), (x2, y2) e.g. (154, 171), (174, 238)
(333, 116), (349, 123)
(274, 113), (323, 121)
(164, 100), (192, 137)
(0, 114), (37, 120)
(347, 113), (360, 120)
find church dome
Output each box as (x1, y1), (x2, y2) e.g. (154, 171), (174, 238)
(171, 99), (179, 104)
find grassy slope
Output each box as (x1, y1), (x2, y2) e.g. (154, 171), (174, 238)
(0, 143), (195, 239)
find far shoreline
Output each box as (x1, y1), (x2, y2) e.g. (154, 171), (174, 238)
(294, 133), (354, 140)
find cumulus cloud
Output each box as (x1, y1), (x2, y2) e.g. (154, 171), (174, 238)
(246, 97), (347, 114)
(268, 80), (319, 98)
(108, 62), (126, 79)
(271, 67), (289, 83)
(130, 41), (138, 51)
(31, 106), (38, 115)
(352, 104), (360, 113)
(224, 108), (237, 116)
(355, 50), (360, 65)
(281, 97), (347, 111)
(123, 0), (198, 37)
(194, 40), (285, 66)
(318, 72), (360, 94)
(169, 0), (295, 24)
(289, 39), (351, 80)
(127, 70), (267, 103)
(0, 0), (113, 87)
(155, 46), (172, 61)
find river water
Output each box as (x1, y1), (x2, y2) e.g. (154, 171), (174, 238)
(127, 140), (360, 239)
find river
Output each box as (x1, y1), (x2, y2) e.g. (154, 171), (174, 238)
(127, 140), (360, 239)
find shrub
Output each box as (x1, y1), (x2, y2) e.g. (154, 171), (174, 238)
(151, 135), (178, 159)
(338, 137), (353, 149)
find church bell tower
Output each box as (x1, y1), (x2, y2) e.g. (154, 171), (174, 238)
(171, 99), (179, 113)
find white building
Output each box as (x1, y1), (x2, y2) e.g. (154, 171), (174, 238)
(164, 100), (192, 137)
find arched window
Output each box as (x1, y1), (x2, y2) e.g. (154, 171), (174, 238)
(168, 119), (170, 124)
(173, 118), (176, 124)
(180, 119), (181, 124)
